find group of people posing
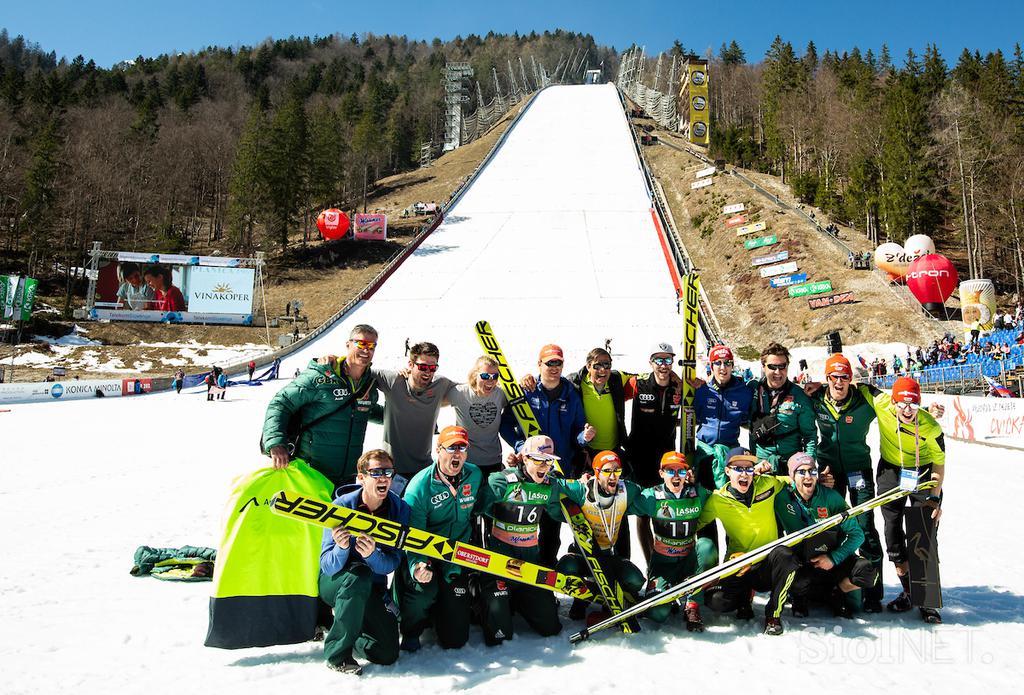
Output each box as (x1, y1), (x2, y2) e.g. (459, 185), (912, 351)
(261, 324), (946, 675)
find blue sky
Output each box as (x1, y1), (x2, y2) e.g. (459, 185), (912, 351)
(5, 1), (1022, 68)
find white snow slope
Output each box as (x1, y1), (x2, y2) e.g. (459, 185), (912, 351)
(2, 85), (1020, 694)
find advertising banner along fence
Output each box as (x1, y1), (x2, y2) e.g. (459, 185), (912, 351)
(722, 203), (745, 215)
(744, 235), (778, 250)
(788, 280), (833, 298)
(725, 215), (748, 228)
(759, 261), (799, 278)
(695, 166), (717, 179)
(808, 291), (856, 309)
(770, 273), (808, 288)
(691, 178), (714, 190)
(752, 251), (789, 267)
(736, 221), (767, 237)
(932, 393), (1024, 450)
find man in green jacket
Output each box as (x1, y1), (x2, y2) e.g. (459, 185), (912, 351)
(775, 452), (873, 619)
(394, 426), (485, 651)
(749, 342), (817, 472)
(476, 435), (566, 644)
(804, 353), (885, 612)
(262, 324), (382, 488)
(635, 452), (717, 631)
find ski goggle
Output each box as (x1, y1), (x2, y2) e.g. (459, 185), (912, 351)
(793, 468), (819, 478)
(351, 339), (377, 350)
(651, 357), (674, 366)
(478, 372), (499, 381)
(443, 444), (468, 453)
(712, 360), (734, 367)
(414, 362), (439, 372)
(364, 468), (395, 478)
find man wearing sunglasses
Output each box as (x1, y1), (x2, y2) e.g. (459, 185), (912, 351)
(569, 348), (637, 473)
(698, 447), (800, 635)
(636, 452), (717, 631)
(373, 341), (457, 483)
(395, 426), (485, 651)
(499, 343), (593, 565)
(749, 342), (817, 473)
(263, 324), (383, 487)
(869, 377), (945, 623)
(803, 353), (887, 613)
(694, 344), (755, 451)
(774, 452), (872, 620)
(318, 450), (409, 675)
(476, 435), (567, 644)
(557, 450), (647, 623)
(625, 342), (685, 563)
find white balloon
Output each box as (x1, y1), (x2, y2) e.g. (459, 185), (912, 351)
(875, 242), (911, 278)
(904, 234), (935, 260)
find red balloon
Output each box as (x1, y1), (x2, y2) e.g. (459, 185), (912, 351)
(906, 254), (958, 305)
(317, 208), (350, 240)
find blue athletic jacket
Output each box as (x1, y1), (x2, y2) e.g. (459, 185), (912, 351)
(694, 376), (755, 449)
(319, 485), (410, 582)
(499, 376), (588, 464)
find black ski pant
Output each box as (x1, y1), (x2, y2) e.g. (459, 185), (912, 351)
(876, 461), (938, 566)
(319, 564), (399, 666)
(479, 574), (562, 644)
(705, 545), (799, 619)
(831, 467), (885, 603)
(790, 555), (877, 602)
(395, 566), (471, 649)
(557, 552), (645, 608)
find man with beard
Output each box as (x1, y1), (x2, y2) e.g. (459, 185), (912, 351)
(698, 447), (800, 635)
(749, 342), (817, 472)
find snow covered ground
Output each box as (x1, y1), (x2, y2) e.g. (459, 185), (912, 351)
(3, 85), (1020, 694)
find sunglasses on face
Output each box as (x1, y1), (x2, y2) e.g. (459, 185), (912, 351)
(896, 402), (920, 412)
(544, 360), (564, 367)
(478, 372), (499, 381)
(764, 363), (789, 372)
(351, 339), (377, 350)
(364, 468), (395, 478)
(415, 362), (439, 372)
(712, 360), (734, 367)
(525, 455), (554, 466)
(793, 468), (819, 478)
(662, 467), (688, 477)
(443, 444), (468, 453)
(651, 357), (674, 366)
(729, 466), (755, 475)
(828, 374), (852, 382)
(598, 467), (622, 476)
(591, 362), (612, 370)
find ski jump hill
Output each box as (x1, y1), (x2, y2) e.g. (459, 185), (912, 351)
(282, 83), (697, 376)
(3, 84), (1021, 694)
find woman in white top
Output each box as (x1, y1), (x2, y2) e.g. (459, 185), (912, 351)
(445, 356), (509, 475)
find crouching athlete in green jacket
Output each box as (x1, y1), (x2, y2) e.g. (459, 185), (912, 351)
(476, 435), (566, 644)
(775, 452), (872, 620)
(635, 451), (717, 631)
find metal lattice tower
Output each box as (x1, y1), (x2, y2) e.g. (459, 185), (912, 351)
(442, 62), (473, 152)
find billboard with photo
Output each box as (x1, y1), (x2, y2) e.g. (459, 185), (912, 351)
(354, 214), (387, 241)
(87, 252), (255, 325)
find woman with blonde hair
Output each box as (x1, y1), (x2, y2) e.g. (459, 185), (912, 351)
(444, 355), (509, 475)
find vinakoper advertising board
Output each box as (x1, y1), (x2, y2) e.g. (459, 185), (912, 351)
(187, 266), (255, 314)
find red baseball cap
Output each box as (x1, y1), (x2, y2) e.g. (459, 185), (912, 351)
(591, 450), (622, 473)
(891, 377), (921, 405)
(709, 345), (733, 362)
(825, 354), (852, 378)
(539, 344), (564, 362)
(438, 425), (469, 448)
(660, 451), (689, 470)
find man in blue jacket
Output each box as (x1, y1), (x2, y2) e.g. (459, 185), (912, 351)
(499, 343), (595, 564)
(694, 344), (755, 457)
(319, 449), (409, 676)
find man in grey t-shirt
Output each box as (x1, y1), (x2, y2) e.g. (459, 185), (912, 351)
(373, 341), (456, 481)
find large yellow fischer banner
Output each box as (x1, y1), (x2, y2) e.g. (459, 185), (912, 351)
(684, 59), (710, 146)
